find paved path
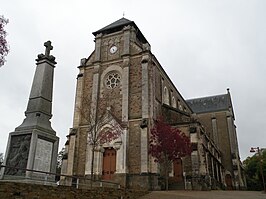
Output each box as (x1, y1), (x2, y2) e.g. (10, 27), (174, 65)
(139, 190), (266, 199)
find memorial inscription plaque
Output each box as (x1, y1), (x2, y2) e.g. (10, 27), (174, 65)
(33, 138), (53, 172)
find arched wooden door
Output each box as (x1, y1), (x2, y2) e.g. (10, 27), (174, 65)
(173, 158), (183, 182)
(102, 148), (116, 180)
(225, 174), (233, 190)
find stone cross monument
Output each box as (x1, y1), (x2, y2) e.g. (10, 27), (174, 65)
(1, 41), (59, 182)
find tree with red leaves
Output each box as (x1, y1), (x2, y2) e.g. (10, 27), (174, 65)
(149, 118), (192, 190)
(0, 15), (9, 67)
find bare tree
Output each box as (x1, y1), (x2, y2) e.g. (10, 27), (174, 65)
(0, 15), (9, 67)
(78, 94), (123, 184)
(57, 147), (65, 170)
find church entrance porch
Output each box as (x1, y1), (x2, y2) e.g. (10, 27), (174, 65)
(169, 158), (185, 190)
(225, 174), (233, 190)
(173, 158), (183, 183)
(102, 148), (116, 180)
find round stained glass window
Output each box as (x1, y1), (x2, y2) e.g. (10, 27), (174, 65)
(105, 72), (121, 89)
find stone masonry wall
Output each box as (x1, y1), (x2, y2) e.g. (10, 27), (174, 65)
(197, 112), (233, 174)
(215, 112), (233, 173)
(73, 66), (93, 176)
(129, 57), (142, 119)
(128, 120), (141, 174)
(80, 67), (94, 125)
(196, 114), (213, 138)
(98, 63), (123, 119)
(75, 127), (88, 176)
(0, 182), (148, 199)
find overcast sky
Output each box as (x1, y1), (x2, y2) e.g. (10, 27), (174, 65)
(1, 0), (265, 160)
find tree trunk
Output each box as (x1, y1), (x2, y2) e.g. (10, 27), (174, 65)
(165, 167), (169, 190)
(90, 145), (95, 188)
(163, 154), (170, 190)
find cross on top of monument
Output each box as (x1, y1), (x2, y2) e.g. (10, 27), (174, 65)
(44, 41), (53, 57)
(36, 40), (56, 64)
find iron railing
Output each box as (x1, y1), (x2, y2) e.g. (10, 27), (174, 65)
(0, 164), (120, 189)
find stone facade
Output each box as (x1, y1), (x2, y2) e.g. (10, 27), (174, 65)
(61, 18), (245, 190)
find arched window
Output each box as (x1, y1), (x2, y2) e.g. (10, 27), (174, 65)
(172, 96), (177, 108)
(163, 87), (170, 105)
(178, 99), (183, 110)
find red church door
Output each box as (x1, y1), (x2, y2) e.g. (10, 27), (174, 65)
(173, 158), (183, 182)
(102, 148), (116, 180)
(225, 174), (233, 190)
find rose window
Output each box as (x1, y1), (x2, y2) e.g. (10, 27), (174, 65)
(105, 72), (121, 89)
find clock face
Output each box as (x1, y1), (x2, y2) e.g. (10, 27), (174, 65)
(110, 45), (118, 54)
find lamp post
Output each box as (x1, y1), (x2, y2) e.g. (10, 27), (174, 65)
(250, 147), (265, 193)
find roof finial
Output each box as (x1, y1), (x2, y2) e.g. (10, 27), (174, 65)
(123, 11), (125, 18)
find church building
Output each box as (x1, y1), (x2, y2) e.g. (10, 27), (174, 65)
(61, 18), (246, 190)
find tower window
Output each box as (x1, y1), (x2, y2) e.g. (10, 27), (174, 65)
(105, 71), (121, 89)
(163, 87), (170, 105)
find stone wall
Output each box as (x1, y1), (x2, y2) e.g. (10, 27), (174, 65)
(0, 182), (148, 199)
(129, 57), (142, 119)
(128, 121), (141, 174)
(197, 112), (233, 173)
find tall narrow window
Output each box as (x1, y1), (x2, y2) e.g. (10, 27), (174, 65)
(178, 99), (183, 110)
(172, 96), (177, 108)
(163, 87), (170, 105)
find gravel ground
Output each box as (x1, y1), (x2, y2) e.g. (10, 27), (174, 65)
(139, 190), (266, 199)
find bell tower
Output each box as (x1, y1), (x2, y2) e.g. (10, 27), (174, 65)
(62, 18), (157, 189)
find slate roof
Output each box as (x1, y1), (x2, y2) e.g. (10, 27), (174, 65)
(92, 17), (148, 44)
(186, 94), (231, 114)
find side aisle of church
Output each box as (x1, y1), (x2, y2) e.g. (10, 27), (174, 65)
(60, 18), (245, 190)
(187, 90), (246, 190)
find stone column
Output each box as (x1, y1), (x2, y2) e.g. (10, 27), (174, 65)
(94, 34), (102, 62)
(122, 58), (129, 122)
(211, 156), (215, 179)
(91, 64), (100, 122)
(149, 62), (156, 174)
(227, 114), (235, 154)
(219, 165), (224, 185)
(72, 66), (85, 127)
(140, 54), (149, 173)
(205, 152), (209, 174)
(66, 129), (77, 176)
(84, 64), (100, 175)
(114, 141), (123, 173)
(114, 129), (128, 174)
(85, 144), (92, 175)
(122, 25), (131, 56)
